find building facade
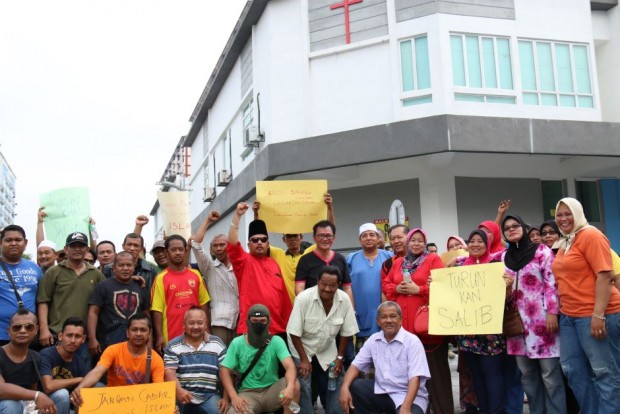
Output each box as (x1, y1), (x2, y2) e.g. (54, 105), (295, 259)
(0, 150), (16, 229)
(153, 0), (620, 251)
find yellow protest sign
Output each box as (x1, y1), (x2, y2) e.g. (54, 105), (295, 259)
(80, 381), (175, 414)
(429, 262), (506, 335)
(157, 191), (191, 239)
(440, 249), (468, 265)
(256, 180), (327, 233)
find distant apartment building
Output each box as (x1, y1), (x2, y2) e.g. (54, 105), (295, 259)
(0, 150), (16, 229)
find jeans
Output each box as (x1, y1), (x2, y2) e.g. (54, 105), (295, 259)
(349, 379), (424, 414)
(515, 356), (565, 414)
(559, 312), (620, 414)
(294, 357), (343, 414)
(463, 352), (505, 414)
(0, 389), (70, 414)
(502, 353), (523, 414)
(180, 394), (222, 414)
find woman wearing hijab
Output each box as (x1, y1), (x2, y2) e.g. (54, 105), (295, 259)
(498, 214), (564, 414)
(382, 228), (453, 414)
(540, 220), (560, 251)
(527, 225), (542, 244)
(446, 235), (467, 251)
(456, 230), (507, 414)
(551, 197), (620, 414)
(478, 220), (504, 254)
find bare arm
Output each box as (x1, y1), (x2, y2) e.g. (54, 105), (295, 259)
(70, 365), (108, 407)
(591, 269), (614, 339)
(87, 305), (101, 356)
(88, 217), (97, 251)
(165, 369), (194, 404)
(290, 334), (311, 379)
(194, 211), (220, 244)
(398, 376), (421, 413)
(37, 302), (54, 346)
(279, 357), (299, 407)
(133, 215), (149, 235)
(41, 374), (83, 394)
(295, 282), (306, 296)
(342, 285), (355, 311)
(339, 364), (362, 413)
(36, 207), (46, 247)
(228, 203), (249, 246)
(494, 200), (511, 226)
(252, 201), (260, 221)
(152, 311), (165, 353)
(324, 193), (335, 225)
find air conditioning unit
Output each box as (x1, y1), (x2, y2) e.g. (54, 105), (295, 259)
(203, 186), (216, 202)
(243, 124), (264, 147)
(217, 169), (231, 186)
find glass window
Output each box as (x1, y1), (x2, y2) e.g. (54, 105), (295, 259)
(399, 35), (432, 107)
(576, 181), (601, 222)
(518, 40), (594, 108)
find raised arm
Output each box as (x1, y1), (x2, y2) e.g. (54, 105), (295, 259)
(324, 193), (335, 224)
(228, 203), (249, 246)
(88, 217), (97, 251)
(494, 200), (511, 226)
(36, 207), (46, 247)
(194, 211), (220, 244)
(133, 215), (149, 235)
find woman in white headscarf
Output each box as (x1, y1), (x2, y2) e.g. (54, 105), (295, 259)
(551, 197), (620, 414)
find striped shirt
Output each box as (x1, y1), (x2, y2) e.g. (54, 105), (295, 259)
(164, 334), (227, 403)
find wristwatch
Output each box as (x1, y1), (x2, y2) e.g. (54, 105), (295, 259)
(336, 355), (344, 361)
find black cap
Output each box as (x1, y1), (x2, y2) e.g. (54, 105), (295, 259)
(65, 232), (88, 247)
(248, 220), (268, 238)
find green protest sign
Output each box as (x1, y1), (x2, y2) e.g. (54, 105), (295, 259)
(40, 187), (90, 248)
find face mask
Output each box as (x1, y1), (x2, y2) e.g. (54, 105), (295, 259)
(247, 320), (270, 348)
(249, 321), (267, 334)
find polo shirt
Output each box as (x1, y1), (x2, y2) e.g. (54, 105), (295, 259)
(269, 246), (305, 303)
(287, 286), (358, 370)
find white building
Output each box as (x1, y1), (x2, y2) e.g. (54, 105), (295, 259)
(0, 150), (17, 229)
(152, 0), (620, 251)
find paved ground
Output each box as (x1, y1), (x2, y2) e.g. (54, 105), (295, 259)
(313, 353), (530, 413)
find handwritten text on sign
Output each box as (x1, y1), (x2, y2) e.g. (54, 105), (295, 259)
(81, 381), (175, 414)
(157, 191), (191, 239)
(429, 262), (506, 335)
(40, 187), (90, 248)
(256, 180), (327, 233)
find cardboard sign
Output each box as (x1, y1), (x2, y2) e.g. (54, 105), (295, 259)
(256, 180), (327, 233)
(157, 191), (191, 239)
(39, 187), (90, 248)
(440, 249), (469, 265)
(429, 262), (506, 335)
(80, 381), (175, 414)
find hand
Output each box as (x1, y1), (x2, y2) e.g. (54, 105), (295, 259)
(397, 281), (419, 295)
(279, 385), (295, 407)
(230, 395), (250, 413)
(503, 274), (514, 288)
(591, 316), (606, 340)
(546, 314), (558, 333)
(89, 338), (101, 356)
(131, 275), (146, 288)
(339, 386), (354, 413)
(297, 359), (312, 379)
(39, 328), (54, 347)
(70, 388), (83, 407)
(36, 393), (58, 414)
(445, 257), (459, 268)
(207, 211), (220, 223)
(399, 406), (413, 414)
(498, 199), (512, 215)
(252, 201), (260, 213)
(332, 358), (344, 377)
(324, 193), (333, 208)
(89, 217), (96, 225)
(38, 207), (48, 223)
(177, 388), (193, 405)
(218, 397), (230, 413)
(236, 202), (249, 217)
(155, 336), (166, 354)
(135, 215), (149, 226)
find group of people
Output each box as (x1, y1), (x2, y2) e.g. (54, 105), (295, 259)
(0, 194), (618, 414)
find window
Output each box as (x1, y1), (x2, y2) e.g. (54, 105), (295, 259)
(241, 98), (254, 159)
(519, 40), (593, 108)
(399, 35), (432, 106)
(201, 122), (209, 157)
(450, 34), (515, 103)
(576, 181), (601, 222)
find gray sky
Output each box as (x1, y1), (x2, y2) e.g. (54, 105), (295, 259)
(0, 0), (246, 257)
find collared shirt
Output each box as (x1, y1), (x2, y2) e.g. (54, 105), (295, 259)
(287, 286), (358, 370)
(192, 241), (239, 330)
(269, 246), (305, 304)
(164, 334), (227, 403)
(103, 258), (159, 306)
(352, 327), (430, 412)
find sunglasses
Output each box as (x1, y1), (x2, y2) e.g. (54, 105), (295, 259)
(249, 237), (268, 243)
(11, 323), (36, 333)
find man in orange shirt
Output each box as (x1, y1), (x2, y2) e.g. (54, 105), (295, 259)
(70, 313), (164, 407)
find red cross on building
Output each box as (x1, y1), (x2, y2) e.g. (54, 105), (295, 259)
(330, 0), (363, 44)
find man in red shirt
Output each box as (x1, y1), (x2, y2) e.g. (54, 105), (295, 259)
(227, 202), (292, 337)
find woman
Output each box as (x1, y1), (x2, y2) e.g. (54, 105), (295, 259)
(456, 230), (507, 414)
(478, 220), (504, 254)
(446, 235), (467, 251)
(527, 225), (542, 244)
(382, 228), (453, 414)
(499, 215), (565, 414)
(540, 220), (560, 250)
(551, 197), (620, 413)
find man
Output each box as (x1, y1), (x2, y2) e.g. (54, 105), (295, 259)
(253, 193), (335, 303)
(150, 240), (168, 272)
(376, 228), (387, 250)
(347, 223), (393, 348)
(192, 211), (239, 346)
(37, 240), (58, 273)
(37, 232), (106, 350)
(287, 266), (359, 414)
(151, 235), (210, 353)
(339, 302), (430, 414)
(102, 232), (158, 298)
(295, 221), (354, 306)
(39, 317), (88, 412)
(0, 309), (65, 414)
(227, 202), (292, 336)
(70, 314), (164, 405)
(95, 240), (116, 270)
(165, 307), (228, 414)
(220, 304), (300, 414)
(426, 243), (438, 254)
(0, 225), (42, 346)
(87, 251), (149, 356)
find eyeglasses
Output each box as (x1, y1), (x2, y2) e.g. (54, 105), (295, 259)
(249, 237), (268, 244)
(503, 224), (521, 232)
(10, 323), (36, 333)
(85, 259), (95, 264)
(540, 230), (557, 236)
(315, 234), (334, 240)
